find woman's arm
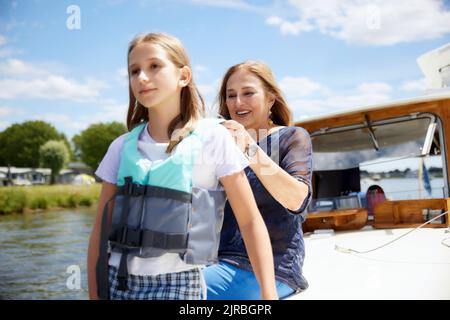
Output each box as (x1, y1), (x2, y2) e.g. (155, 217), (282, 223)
(220, 171), (278, 300)
(87, 182), (116, 300)
(249, 146), (309, 211)
(222, 120), (310, 211)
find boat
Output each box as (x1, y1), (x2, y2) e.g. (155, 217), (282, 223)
(287, 44), (450, 299)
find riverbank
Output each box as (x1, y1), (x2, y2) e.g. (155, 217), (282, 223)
(0, 184), (101, 215)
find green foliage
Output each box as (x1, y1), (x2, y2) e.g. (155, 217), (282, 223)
(72, 121), (127, 170)
(0, 121), (71, 168)
(0, 188), (27, 214)
(40, 140), (70, 184)
(29, 197), (48, 210)
(0, 184), (101, 214)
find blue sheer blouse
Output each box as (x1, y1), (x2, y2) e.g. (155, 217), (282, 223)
(218, 126), (313, 291)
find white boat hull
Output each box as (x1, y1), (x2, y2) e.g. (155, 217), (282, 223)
(288, 226), (450, 299)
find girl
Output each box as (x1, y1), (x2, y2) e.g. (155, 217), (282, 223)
(203, 61), (312, 299)
(87, 33), (278, 300)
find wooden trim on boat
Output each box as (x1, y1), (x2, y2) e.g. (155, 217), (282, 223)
(303, 208), (368, 232)
(372, 198), (450, 229)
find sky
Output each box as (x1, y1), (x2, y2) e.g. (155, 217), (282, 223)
(1, 0), (450, 145)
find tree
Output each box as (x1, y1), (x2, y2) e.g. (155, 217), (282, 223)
(73, 122), (127, 170)
(0, 121), (70, 168)
(40, 140), (70, 184)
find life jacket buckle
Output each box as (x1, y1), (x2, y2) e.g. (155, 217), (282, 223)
(119, 226), (142, 247)
(126, 183), (146, 196)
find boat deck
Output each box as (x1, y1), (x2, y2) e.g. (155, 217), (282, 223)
(287, 226), (450, 299)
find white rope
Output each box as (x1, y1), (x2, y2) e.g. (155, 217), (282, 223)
(335, 210), (449, 254)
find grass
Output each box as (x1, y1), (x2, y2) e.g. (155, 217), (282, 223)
(0, 184), (101, 215)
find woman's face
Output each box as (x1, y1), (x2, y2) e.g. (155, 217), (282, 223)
(225, 70), (274, 131)
(128, 42), (182, 110)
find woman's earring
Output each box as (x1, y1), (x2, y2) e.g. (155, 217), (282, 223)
(135, 99), (139, 109)
(268, 110), (274, 126)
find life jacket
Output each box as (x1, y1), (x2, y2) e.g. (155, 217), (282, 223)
(96, 119), (227, 299)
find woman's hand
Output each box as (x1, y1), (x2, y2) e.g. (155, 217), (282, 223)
(221, 120), (254, 152)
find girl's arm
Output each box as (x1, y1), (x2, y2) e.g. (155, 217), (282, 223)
(220, 171), (278, 300)
(87, 182), (117, 300)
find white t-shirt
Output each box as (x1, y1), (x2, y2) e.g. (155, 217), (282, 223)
(95, 121), (248, 276)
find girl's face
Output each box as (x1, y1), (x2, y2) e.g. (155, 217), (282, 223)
(225, 70), (274, 131)
(129, 42), (184, 110)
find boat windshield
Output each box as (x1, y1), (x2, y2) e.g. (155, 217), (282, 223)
(312, 114), (436, 170)
(309, 113), (447, 207)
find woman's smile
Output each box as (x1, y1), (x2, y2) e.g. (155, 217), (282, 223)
(235, 109), (252, 118)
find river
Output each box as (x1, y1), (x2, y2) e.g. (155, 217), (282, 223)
(0, 208), (95, 300)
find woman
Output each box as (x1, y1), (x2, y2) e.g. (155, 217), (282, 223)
(203, 60), (312, 299)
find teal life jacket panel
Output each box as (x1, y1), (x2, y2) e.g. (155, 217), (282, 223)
(96, 118), (227, 299)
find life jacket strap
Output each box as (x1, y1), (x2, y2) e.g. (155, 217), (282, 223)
(141, 229), (188, 249)
(117, 183), (192, 203)
(110, 227), (188, 249)
(117, 248), (129, 291)
(96, 195), (115, 300)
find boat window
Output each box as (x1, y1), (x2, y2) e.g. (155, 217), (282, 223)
(309, 113), (447, 206)
(311, 114), (435, 170)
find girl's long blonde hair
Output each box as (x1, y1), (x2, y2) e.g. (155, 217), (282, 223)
(126, 32), (205, 153)
(218, 60), (292, 126)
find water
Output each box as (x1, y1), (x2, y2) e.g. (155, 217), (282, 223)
(0, 177), (447, 300)
(360, 177), (446, 200)
(0, 208), (96, 300)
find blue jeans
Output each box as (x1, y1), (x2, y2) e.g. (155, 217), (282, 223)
(203, 261), (295, 300)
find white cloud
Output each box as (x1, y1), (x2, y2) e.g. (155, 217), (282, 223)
(31, 99), (128, 137)
(190, 0), (260, 12)
(194, 65), (209, 73)
(198, 83), (216, 97)
(117, 67), (128, 78)
(282, 79), (392, 119)
(0, 58), (107, 101)
(193, 64), (210, 81)
(266, 15), (314, 35)
(0, 106), (14, 117)
(280, 76), (329, 99)
(0, 35), (6, 46)
(0, 48), (14, 58)
(197, 77), (222, 116)
(0, 76), (106, 101)
(0, 121), (9, 130)
(357, 82), (392, 94)
(199, 82), (219, 116)
(400, 78), (431, 92)
(82, 99), (128, 124)
(0, 105), (24, 116)
(38, 113), (73, 124)
(266, 0), (450, 46)
(0, 59), (50, 78)
(0, 35), (13, 58)
(0, 105), (24, 130)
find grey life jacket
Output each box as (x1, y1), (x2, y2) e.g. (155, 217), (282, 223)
(96, 119), (227, 299)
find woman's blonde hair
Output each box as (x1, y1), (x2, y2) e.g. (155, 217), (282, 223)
(126, 32), (205, 153)
(218, 60), (292, 126)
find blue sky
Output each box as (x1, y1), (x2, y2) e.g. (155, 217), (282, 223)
(1, 0), (450, 140)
